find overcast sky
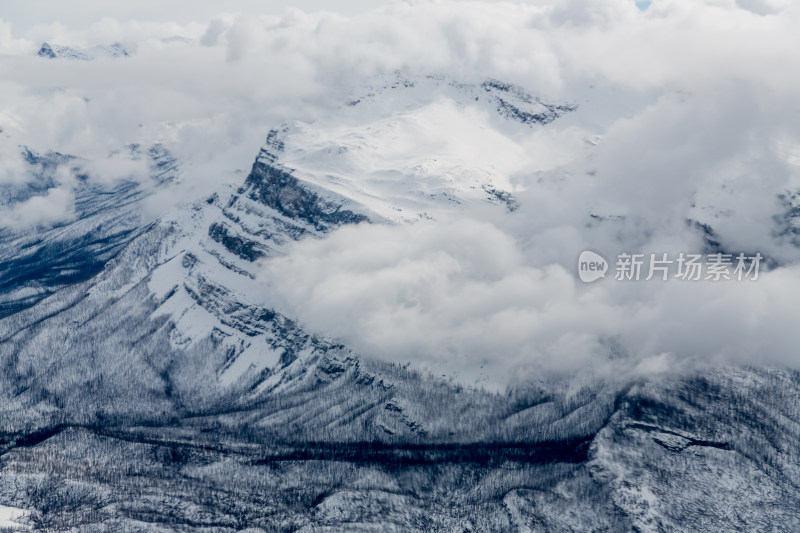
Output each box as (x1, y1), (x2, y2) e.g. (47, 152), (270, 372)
(0, 0), (661, 34)
(1, 0), (387, 32)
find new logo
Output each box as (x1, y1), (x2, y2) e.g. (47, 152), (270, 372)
(578, 250), (608, 283)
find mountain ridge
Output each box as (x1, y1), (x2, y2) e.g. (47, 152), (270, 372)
(0, 76), (797, 531)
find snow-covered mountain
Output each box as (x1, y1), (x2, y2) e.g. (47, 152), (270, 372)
(0, 144), (177, 318)
(0, 75), (799, 531)
(37, 42), (130, 60)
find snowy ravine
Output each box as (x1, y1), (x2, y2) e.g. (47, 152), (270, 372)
(0, 76), (798, 531)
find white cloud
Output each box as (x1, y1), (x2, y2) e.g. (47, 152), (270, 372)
(0, 146), (29, 186)
(261, 220), (800, 388)
(0, 185), (74, 229)
(78, 151), (150, 184)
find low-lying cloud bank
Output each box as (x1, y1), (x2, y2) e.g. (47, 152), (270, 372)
(3, 1), (800, 384)
(261, 220), (800, 387)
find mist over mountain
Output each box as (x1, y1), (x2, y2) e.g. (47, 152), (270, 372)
(0, 1), (799, 531)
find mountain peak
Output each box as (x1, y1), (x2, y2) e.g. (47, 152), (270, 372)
(36, 41), (130, 60)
